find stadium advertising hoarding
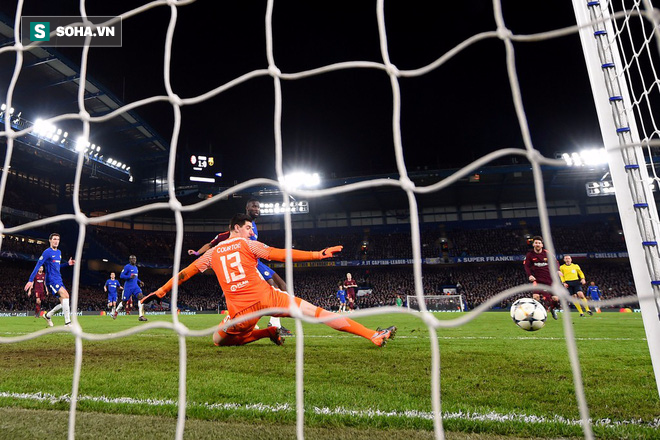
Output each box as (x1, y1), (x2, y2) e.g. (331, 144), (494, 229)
(268, 252), (630, 268)
(454, 255), (524, 263)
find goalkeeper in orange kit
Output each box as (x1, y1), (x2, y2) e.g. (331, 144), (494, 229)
(141, 213), (396, 347)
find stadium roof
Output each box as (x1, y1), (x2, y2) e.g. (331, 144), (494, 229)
(0, 15), (169, 183)
(170, 162), (612, 221)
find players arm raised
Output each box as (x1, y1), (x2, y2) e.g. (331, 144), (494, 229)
(24, 255), (74, 292)
(188, 231), (230, 256)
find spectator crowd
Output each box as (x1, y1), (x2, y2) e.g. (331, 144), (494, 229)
(0, 258), (637, 313)
(0, 218), (638, 313)
(71, 220), (630, 267)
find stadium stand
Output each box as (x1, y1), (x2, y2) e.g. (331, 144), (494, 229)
(1, 255), (635, 312)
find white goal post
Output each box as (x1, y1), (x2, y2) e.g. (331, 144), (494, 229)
(572, 0), (660, 398)
(406, 294), (465, 312)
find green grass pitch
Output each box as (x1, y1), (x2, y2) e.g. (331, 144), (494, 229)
(0, 311), (658, 439)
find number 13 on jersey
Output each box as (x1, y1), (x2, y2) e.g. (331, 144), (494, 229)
(219, 252), (246, 283)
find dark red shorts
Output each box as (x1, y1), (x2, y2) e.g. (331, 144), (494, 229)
(539, 291), (553, 303)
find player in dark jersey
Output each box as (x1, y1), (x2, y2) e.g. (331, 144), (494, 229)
(344, 273), (357, 311)
(27, 266), (46, 318)
(523, 236), (560, 320)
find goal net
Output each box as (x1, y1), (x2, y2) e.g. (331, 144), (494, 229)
(573, 0), (660, 395)
(406, 294), (465, 312)
(1, 1), (659, 439)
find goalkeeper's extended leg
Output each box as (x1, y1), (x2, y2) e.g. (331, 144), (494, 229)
(214, 326), (282, 346)
(141, 291), (166, 305)
(213, 314), (281, 346)
(297, 298), (396, 347)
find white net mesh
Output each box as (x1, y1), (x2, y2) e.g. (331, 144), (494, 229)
(406, 294), (464, 312)
(1, 1), (659, 439)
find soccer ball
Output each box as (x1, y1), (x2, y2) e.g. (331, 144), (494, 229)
(510, 298), (547, 331)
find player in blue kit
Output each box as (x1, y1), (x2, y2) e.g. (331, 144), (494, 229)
(245, 199), (292, 335)
(24, 233), (75, 327)
(104, 272), (122, 317)
(337, 282), (347, 313)
(587, 281), (603, 313)
(114, 255), (147, 321)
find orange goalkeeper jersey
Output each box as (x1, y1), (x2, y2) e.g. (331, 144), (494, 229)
(194, 237), (274, 316)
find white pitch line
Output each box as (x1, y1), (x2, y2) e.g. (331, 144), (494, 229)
(0, 331), (646, 342)
(0, 391), (657, 429)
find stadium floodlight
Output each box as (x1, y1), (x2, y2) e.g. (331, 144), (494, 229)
(587, 180), (616, 196)
(75, 137), (88, 152)
(561, 148), (607, 167)
(586, 180), (616, 196)
(0, 104), (14, 116)
(259, 200), (309, 216)
(580, 148), (608, 166)
(571, 152), (582, 166)
(33, 119), (57, 138)
(33, 118), (44, 134)
(588, 180), (657, 197)
(279, 171), (321, 190)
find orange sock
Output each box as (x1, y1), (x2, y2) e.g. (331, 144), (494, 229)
(315, 308), (376, 340)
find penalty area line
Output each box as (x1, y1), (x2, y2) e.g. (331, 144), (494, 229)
(0, 391), (657, 429)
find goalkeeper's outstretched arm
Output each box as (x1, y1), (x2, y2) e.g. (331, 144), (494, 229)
(141, 262), (201, 304)
(265, 245), (342, 262)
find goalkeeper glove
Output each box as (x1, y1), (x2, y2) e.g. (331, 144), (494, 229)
(316, 245), (343, 259)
